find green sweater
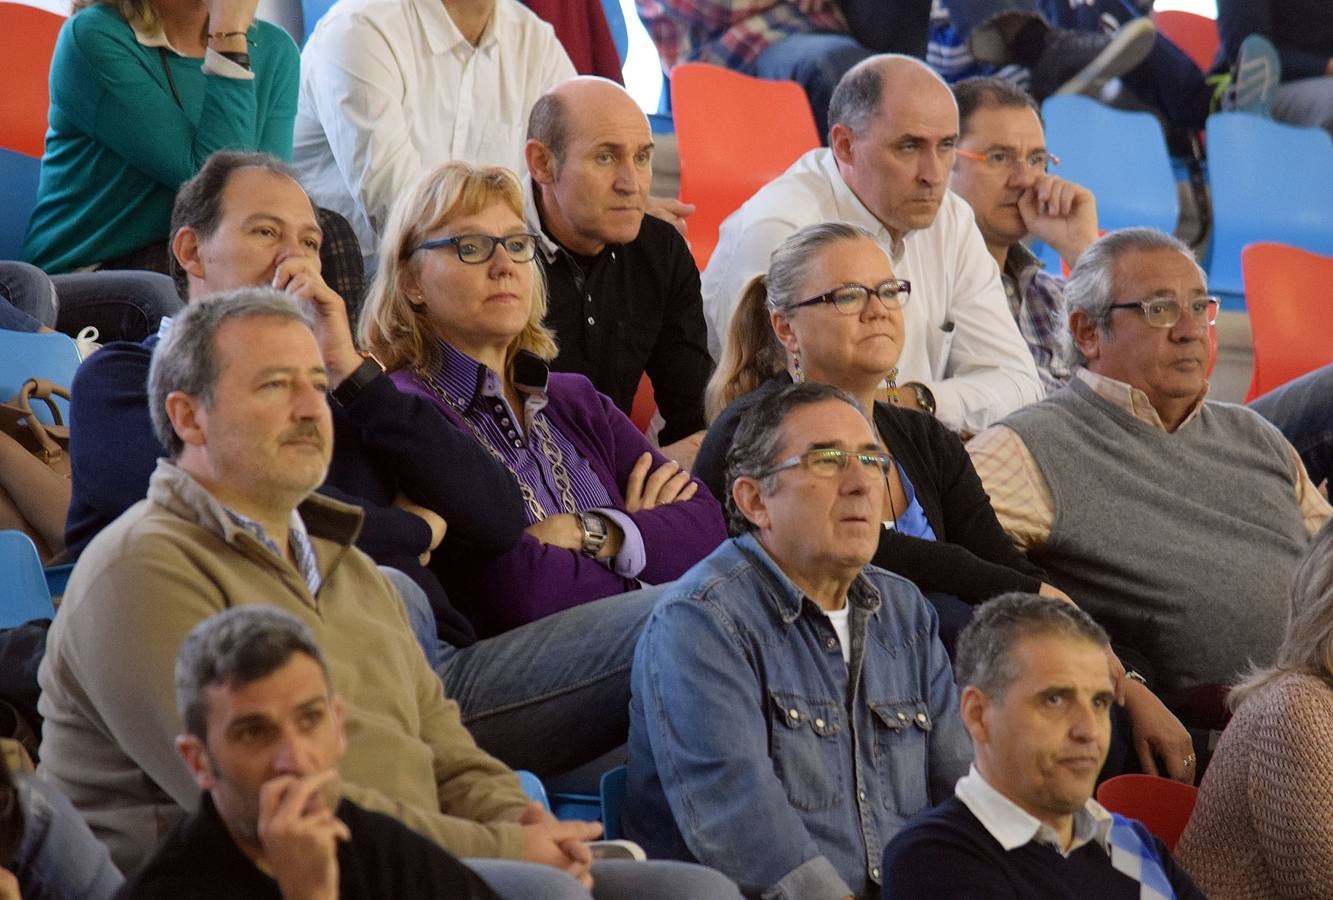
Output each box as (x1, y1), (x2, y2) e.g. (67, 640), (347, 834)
(20, 5), (298, 273)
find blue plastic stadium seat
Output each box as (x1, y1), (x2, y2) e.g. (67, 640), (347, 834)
(0, 148), (40, 260)
(517, 769), (551, 811)
(1205, 112), (1333, 301)
(301, 0), (338, 44)
(1040, 95), (1180, 239)
(600, 765), (627, 840)
(0, 530), (56, 628)
(0, 330), (82, 424)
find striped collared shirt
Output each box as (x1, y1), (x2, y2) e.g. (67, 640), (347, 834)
(222, 508), (322, 595)
(422, 340), (614, 523)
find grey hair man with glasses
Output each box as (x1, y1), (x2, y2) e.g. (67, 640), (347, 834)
(948, 76), (1333, 497)
(968, 227), (1331, 764)
(625, 380), (971, 900)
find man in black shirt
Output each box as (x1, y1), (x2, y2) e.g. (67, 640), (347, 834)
(118, 606), (500, 900)
(525, 78), (714, 466)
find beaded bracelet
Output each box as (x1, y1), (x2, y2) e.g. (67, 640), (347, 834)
(207, 29), (249, 41)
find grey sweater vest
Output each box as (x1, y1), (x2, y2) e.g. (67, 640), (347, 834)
(1004, 378), (1310, 695)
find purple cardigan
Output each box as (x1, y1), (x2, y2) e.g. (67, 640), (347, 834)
(391, 367), (727, 636)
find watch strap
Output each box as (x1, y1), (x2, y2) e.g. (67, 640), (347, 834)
(330, 354), (385, 407)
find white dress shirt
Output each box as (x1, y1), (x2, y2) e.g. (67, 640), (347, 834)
(293, 0), (576, 257)
(701, 148), (1043, 434)
(954, 765), (1114, 858)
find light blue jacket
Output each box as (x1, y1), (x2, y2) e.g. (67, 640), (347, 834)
(626, 532), (971, 899)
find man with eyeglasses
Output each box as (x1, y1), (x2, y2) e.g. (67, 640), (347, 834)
(948, 75), (1096, 395)
(968, 228), (1331, 751)
(950, 74), (1333, 491)
(626, 380), (971, 900)
(702, 54), (1043, 436)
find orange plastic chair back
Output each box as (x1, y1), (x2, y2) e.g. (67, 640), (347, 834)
(1152, 10), (1219, 74)
(1095, 774), (1199, 851)
(0, 3), (65, 157)
(1241, 242), (1333, 401)
(671, 63), (820, 271)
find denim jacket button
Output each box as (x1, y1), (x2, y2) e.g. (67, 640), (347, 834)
(872, 867), (881, 880)
(858, 789), (866, 802)
(814, 717), (825, 729)
(897, 712), (908, 722)
(788, 708), (800, 721)
(916, 712), (928, 725)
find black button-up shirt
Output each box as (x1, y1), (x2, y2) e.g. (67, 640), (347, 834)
(535, 207), (714, 445)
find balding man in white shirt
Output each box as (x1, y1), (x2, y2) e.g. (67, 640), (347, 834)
(702, 54), (1042, 435)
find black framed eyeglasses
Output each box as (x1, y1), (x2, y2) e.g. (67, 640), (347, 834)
(786, 279), (912, 316)
(412, 232), (539, 264)
(1107, 295), (1221, 328)
(756, 447), (894, 479)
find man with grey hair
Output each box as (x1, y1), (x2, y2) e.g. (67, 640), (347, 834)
(524, 77), (713, 464)
(120, 605), (500, 898)
(968, 228), (1330, 752)
(701, 53), (1043, 435)
(626, 380), (970, 899)
(946, 74), (1333, 486)
(881, 593), (1206, 899)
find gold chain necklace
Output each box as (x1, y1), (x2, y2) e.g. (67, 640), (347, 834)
(416, 366), (578, 520)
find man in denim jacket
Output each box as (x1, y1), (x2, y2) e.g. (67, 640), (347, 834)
(626, 382), (971, 899)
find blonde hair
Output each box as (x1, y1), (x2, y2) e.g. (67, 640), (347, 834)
(1229, 518), (1333, 709)
(359, 162), (556, 378)
(703, 222), (877, 421)
(72, 0), (160, 34)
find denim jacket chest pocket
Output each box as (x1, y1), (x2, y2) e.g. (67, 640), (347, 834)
(869, 700), (933, 818)
(767, 689), (847, 812)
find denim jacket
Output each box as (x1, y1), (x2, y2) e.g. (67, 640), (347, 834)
(626, 533), (971, 900)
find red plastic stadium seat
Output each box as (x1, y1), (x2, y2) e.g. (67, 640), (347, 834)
(1096, 774), (1198, 851)
(671, 63), (820, 271)
(0, 2), (65, 157)
(1241, 242), (1333, 401)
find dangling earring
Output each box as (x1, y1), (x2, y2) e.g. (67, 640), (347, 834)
(885, 366), (899, 404)
(792, 353), (806, 385)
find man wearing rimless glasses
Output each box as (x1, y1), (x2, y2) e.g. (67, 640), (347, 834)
(950, 74), (1333, 491)
(968, 227), (1330, 776)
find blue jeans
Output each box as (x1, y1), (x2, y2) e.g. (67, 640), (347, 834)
(1249, 364), (1333, 491)
(13, 774), (123, 900)
(0, 261), (56, 330)
(391, 568), (662, 777)
(51, 271), (183, 343)
(1271, 76), (1333, 136)
(742, 33), (876, 141)
(466, 858), (742, 899)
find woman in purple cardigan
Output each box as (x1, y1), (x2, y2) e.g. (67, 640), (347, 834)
(359, 162), (727, 637)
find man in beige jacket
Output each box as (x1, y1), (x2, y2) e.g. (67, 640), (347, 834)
(37, 288), (737, 899)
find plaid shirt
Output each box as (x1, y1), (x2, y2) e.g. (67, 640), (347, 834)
(1002, 242), (1070, 396)
(636, 0), (848, 71)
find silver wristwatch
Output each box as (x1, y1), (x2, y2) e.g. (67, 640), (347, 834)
(579, 511), (609, 558)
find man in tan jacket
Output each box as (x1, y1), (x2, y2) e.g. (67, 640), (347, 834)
(37, 288), (738, 899)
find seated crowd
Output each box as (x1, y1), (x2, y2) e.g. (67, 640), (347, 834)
(2, 0), (1332, 896)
